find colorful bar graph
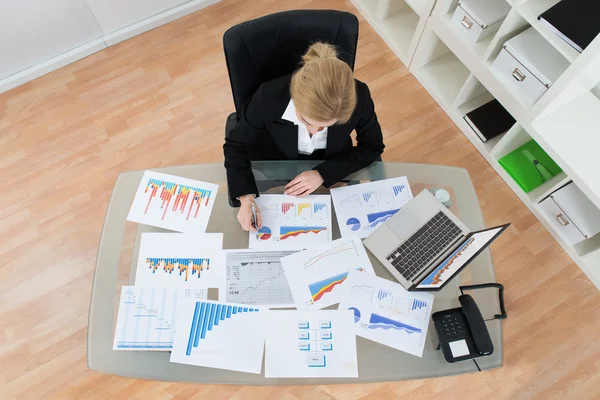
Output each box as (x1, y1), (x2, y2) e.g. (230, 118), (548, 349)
(185, 301), (261, 356)
(145, 258), (210, 281)
(144, 178), (212, 221)
(282, 203), (294, 214)
(297, 203), (310, 216)
(313, 203), (326, 213)
(412, 299), (428, 310)
(393, 185), (406, 196)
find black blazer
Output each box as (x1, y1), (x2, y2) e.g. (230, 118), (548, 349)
(223, 74), (385, 203)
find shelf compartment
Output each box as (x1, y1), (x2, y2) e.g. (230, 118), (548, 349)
(437, 10), (495, 62)
(515, 0), (580, 63)
(377, 0), (421, 61)
(412, 30), (470, 107)
(454, 90), (505, 154)
(532, 91), (600, 210)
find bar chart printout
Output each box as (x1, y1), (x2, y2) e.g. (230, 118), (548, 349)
(249, 194), (333, 250)
(135, 233), (223, 289)
(170, 300), (265, 374)
(339, 270), (434, 357)
(330, 176), (413, 239)
(113, 287), (207, 351)
(281, 237), (375, 310)
(127, 171), (219, 233)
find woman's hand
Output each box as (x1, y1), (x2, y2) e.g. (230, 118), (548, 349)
(237, 195), (262, 232)
(284, 171), (324, 197)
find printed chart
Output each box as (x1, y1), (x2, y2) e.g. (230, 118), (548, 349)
(281, 237), (375, 310)
(249, 195), (332, 250)
(265, 310), (358, 378)
(220, 250), (297, 308)
(113, 287), (207, 351)
(127, 171), (219, 233)
(339, 270), (434, 357)
(136, 233), (223, 288)
(331, 177), (413, 238)
(170, 300), (265, 374)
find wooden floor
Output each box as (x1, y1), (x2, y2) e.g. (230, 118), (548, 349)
(1, 0), (600, 398)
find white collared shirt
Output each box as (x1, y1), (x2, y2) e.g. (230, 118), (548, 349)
(281, 99), (328, 155)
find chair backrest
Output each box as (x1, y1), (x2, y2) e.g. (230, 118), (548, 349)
(223, 10), (359, 117)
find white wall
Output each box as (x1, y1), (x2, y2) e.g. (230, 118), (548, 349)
(0, 0), (103, 79)
(85, 0), (191, 35)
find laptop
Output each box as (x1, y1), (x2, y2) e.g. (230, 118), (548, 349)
(363, 190), (509, 291)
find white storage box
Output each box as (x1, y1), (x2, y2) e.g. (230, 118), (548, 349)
(491, 28), (570, 104)
(540, 182), (600, 245)
(451, 0), (510, 43)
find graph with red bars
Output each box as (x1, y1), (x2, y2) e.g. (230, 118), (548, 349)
(282, 202), (295, 214)
(144, 178), (213, 220)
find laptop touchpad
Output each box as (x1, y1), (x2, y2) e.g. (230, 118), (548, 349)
(387, 209), (421, 241)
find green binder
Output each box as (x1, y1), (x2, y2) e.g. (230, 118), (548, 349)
(498, 140), (562, 193)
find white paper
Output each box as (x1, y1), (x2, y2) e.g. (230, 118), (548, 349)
(127, 171), (219, 233)
(339, 271), (434, 357)
(113, 286), (207, 351)
(265, 310), (358, 378)
(281, 237), (375, 310)
(330, 177), (413, 239)
(220, 250), (297, 308)
(249, 194), (332, 250)
(449, 339), (470, 358)
(135, 233), (223, 289)
(170, 300), (266, 374)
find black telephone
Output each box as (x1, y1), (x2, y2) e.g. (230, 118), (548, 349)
(433, 283), (506, 363)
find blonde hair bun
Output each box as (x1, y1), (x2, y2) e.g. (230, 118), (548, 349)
(291, 42), (357, 124)
(302, 42), (338, 63)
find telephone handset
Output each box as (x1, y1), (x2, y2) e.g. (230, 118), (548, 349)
(433, 283), (506, 363)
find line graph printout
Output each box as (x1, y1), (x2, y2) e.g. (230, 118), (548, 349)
(113, 286), (207, 351)
(339, 270), (434, 357)
(265, 310), (358, 378)
(219, 250), (297, 308)
(281, 237), (375, 310)
(249, 194), (332, 250)
(136, 233), (223, 289)
(127, 171), (219, 233)
(170, 300), (265, 374)
(330, 177), (413, 239)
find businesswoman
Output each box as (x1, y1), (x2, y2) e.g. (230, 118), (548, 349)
(224, 42), (385, 231)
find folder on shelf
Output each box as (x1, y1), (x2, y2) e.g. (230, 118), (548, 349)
(538, 0), (600, 53)
(464, 99), (516, 143)
(498, 140), (563, 193)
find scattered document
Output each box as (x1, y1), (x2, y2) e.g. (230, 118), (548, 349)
(330, 177), (413, 239)
(249, 194), (332, 250)
(113, 286), (207, 351)
(281, 237), (375, 310)
(265, 310), (358, 378)
(220, 250), (297, 308)
(339, 271), (434, 357)
(135, 233), (223, 289)
(127, 171), (219, 233)
(170, 300), (266, 374)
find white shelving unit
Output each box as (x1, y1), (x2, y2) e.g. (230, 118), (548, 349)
(351, 0), (438, 66)
(354, 0), (600, 288)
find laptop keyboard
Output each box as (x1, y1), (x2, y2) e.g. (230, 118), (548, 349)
(385, 211), (462, 281)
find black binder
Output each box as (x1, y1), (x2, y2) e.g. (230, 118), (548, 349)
(464, 100), (515, 143)
(538, 0), (600, 53)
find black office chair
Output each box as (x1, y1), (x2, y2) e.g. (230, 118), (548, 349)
(222, 9), (359, 139)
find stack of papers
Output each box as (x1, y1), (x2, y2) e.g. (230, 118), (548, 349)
(115, 172), (436, 376)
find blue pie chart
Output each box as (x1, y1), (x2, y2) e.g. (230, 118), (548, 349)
(346, 217), (361, 231)
(349, 307), (361, 323)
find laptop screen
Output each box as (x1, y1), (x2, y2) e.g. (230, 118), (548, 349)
(415, 226), (505, 289)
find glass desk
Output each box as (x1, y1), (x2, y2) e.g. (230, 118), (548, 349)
(88, 161), (503, 384)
